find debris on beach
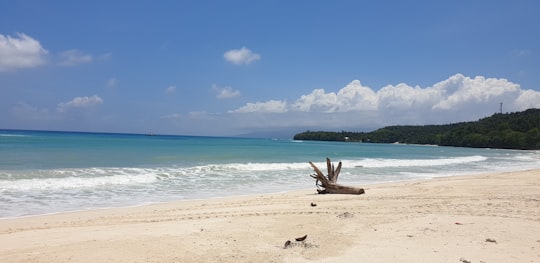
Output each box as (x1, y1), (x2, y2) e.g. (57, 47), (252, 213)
(309, 158), (365, 195)
(284, 240), (292, 249)
(295, 235), (307, 241)
(485, 238), (497, 243)
(283, 235), (317, 249)
(310, 202), (317, 207)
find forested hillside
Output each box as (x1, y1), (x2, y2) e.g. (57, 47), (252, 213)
(293, 108), (540, 150)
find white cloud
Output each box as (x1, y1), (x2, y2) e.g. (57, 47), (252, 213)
(58, 49), (93, 66)
(0, 33), (48, 72)
(291, 80), (379, 112)
(228, 74), (540, 130)
(515, 89), (540, 110)
(212, 84), (240, 99)
(432, 74), (520, 110)
(377, 83), (438, 110)
(335, 80), (379, 111)
(166, 85), (176, 94)
(291, 89), (337, 112)
(230, 100), (288, 113)
(223, 47), (261, 65)
(57, 95), (103, 112)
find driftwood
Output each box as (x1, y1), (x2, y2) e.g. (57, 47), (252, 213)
(309, 158), (365, 195)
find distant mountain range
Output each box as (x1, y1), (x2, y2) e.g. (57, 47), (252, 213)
(294, 108), (540, 150)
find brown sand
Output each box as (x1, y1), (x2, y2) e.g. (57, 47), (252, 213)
(1, 169), (539, 262)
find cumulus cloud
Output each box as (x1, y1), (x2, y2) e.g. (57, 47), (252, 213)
(212, 84), (241, 99)
(57, 95), (103, 112)
(228, 74), (540, 130)
(291, 81), (379, 112)
(515, 89), (540, 110)
(0, 33), (48, 72)
(223, 47), (261, 65)
(58, 49), (93, 66)
(431, 74), (520, 110)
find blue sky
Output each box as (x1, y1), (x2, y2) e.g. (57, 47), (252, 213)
(1, 0), (539, 137)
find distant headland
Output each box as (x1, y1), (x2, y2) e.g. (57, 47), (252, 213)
(294, 108), (540, 150)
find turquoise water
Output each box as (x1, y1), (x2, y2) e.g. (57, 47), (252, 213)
(1, 129), (539, 218)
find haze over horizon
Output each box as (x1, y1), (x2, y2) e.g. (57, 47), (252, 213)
(2, 1), (540, 138)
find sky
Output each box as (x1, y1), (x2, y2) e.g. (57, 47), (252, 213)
(1, 0), (540, 138)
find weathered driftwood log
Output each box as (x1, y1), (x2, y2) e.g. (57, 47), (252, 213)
(309, 158), (365, 195)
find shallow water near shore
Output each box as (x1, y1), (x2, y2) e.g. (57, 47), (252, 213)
(1, 129), (540, 218)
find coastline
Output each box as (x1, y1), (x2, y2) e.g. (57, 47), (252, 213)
(1, 169), (539, 262)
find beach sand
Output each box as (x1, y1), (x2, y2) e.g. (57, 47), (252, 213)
(1, 169), (539, 262)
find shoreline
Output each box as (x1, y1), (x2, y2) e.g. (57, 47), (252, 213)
(2, 166), (532, 221)
(1, 169), (539, 262)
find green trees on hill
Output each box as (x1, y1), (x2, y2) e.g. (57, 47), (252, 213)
(437, 109), (540, 149)
(293, 108), (540, 150)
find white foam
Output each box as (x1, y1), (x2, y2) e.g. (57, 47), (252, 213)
(173, 155), (491, 175)
(344, 155), (488, 168)
(0, 155), (494, 193)
(0, 168), (157, 191)
(189, 162), (311, 172)
(0, 134), (28, 137)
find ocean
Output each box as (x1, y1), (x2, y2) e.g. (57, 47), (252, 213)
(1, 129), (539, 218)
